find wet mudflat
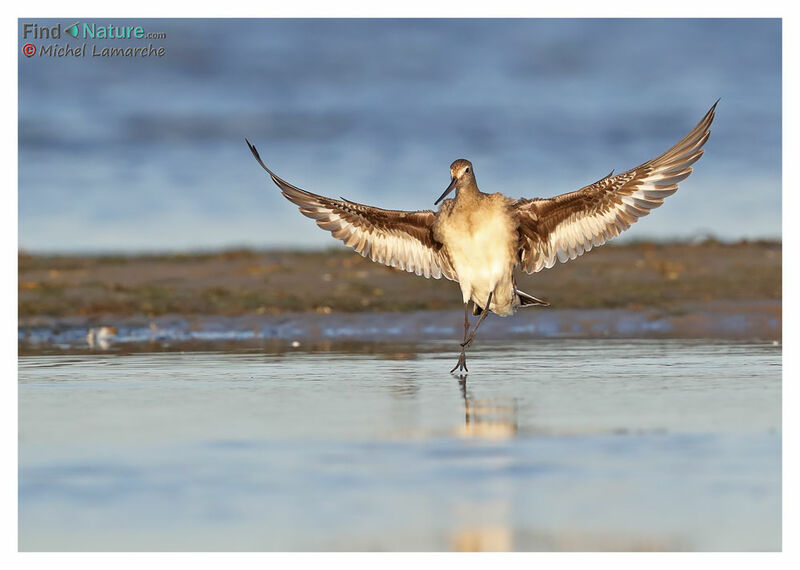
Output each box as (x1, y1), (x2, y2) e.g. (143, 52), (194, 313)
(18, 339), (780, 551)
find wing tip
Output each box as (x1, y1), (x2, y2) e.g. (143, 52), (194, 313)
(705, 98), (720, 124)
(245, 137), (259, 159)
(245, 138), (274, 177)
(245, 139), (299, 196)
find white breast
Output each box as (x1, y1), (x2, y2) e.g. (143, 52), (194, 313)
(439, 201), (517, 312)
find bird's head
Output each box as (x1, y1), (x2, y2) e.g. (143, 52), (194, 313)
(435, 159), (475, 205)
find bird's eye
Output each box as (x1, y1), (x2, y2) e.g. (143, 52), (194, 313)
(465, 167), (470, 173)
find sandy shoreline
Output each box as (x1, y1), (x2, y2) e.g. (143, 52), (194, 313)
(19, 241), (780, 314)
(19, 241), (781, 352)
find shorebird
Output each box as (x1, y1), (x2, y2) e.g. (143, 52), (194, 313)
(86, 326), (117, 350)
(247, 102), (717, 372)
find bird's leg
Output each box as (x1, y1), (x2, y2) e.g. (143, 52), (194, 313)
(462, 292), (493, 348)
(462, 302), (470, 343)
(451, 303), (470, 373)
(450, 294), (493, 373)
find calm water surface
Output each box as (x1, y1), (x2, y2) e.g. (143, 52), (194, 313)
(19, 339), (781, 551)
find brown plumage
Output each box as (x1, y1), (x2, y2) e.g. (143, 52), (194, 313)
(246, 144), (457, 280)
(247, 101), (717, 372)
(515, 101), (716, 273)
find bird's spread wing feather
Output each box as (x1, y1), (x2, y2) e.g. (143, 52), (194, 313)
(515, 101), (717, 274)
(247, 141), (457, 280)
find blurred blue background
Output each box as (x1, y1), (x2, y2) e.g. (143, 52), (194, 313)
(19, 18), (781, 253)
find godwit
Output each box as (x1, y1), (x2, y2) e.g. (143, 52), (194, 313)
(247, 102), (717, 372)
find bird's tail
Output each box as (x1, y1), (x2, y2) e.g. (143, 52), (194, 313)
(473, 289), (549, 316)
(516, 289), (550, 308)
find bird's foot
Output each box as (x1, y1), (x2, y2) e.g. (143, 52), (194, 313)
(450, 350), (468, 374)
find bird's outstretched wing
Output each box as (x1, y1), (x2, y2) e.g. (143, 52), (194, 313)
(246, 140), (457, 280)
(515, 101), (717, 274)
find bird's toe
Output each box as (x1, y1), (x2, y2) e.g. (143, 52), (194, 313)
(450, 351), (468, 373)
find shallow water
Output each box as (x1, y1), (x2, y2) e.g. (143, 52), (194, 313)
(18, 301), (783, 354)
(18, 339), (781, 551)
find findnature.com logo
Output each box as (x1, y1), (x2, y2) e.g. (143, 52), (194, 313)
(21, 21), (167, 59)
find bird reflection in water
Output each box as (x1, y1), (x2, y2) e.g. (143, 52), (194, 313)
(456, 375), (518, 439)
(448, 374), (518, 551)
(452, 525), (514, 552)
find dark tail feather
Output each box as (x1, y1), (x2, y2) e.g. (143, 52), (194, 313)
(473, 290), (549, 315)
(516, 289), (550, 307)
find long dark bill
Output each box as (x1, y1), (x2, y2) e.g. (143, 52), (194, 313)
(435, 178), (457, 205)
